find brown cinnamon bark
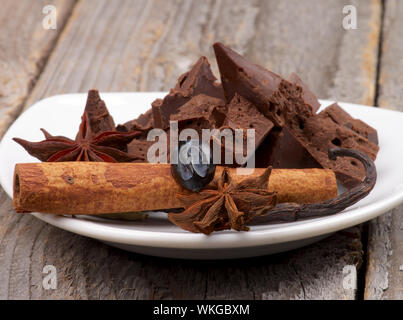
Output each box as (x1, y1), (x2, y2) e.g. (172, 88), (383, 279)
(13, 163), (337, 215)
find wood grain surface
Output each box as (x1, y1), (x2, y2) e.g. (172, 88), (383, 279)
(0, 0), (76, 139)
(0, 0), (386, 299)
(364, 0), (403, 300)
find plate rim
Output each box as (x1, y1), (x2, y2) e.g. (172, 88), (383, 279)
(1, 92), (403, 250)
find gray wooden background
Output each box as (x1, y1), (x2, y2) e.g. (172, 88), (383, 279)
(0, 0), (401, 300)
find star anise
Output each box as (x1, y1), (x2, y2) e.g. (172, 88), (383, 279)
(13, 90), (142, 162)
(168, 167), (277, 234)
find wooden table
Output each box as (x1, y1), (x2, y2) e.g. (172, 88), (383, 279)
(0, 0), (401, 300)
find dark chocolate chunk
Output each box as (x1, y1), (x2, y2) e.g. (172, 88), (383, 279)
(213, 42), (314, 127)
(224, 93), (274, 153)
(151, 98), (166, 129)
(291, 111), (379, 188)
(176, 116), (212, 136)
(151, 56), (224, 129)
(203, 94), (275, 167)
(214, 42), (282, 124)
(125, 95), (225, 162)
(135, 109), (154, 128)
(116, 107), (154, 133)
(213, 43), (379, 186)
(255, 126), (320, 169)
(174, 57), (223, 97)
(120, 44), (380, 187)
(288, 72), (320, 113)
(319, 103), (378, 145)
(170, 94), (226, 128)
(122, 109), (154, 131)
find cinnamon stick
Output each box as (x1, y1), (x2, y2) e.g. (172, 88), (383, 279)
(13, 163), (337, 215)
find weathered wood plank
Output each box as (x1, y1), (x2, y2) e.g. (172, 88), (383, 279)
(365, 0), (403, 300)
(0, 0), (76, 139)
(0, 1), (77, 299)
(0, 0), (381, 299)
(248, 0), (381, 106)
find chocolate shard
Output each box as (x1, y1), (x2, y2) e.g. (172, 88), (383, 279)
(151, 98), (165, 129)
(82, 89), (115, 136)
(213, 42), (281, 122)
(224, 93), (274, 156)
(177, 116), (212, 136)
(124, 95), (227, 161)
(213, 42), (314, 127)
(174, 57), (223, 97)
(255, 126), (321, 169)
(319, 103), (379, 145)
(170, 94), (226, 128)
(151, 56), (224, 129)
(135, 109), (154, 128)
(288, 73), (320, 113)
(290, 111), (379, 188)
(118, 109), (154, 132)
(202, 94), (275, 167)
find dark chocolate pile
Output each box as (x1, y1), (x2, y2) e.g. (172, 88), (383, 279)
(118, 43), (379, 188)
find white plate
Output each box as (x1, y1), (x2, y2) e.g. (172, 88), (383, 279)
(1, 93), (402, 259)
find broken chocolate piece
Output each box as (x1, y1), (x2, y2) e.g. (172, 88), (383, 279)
(224, 93), (274, 157)
(213, 42), (314, 127)
(213, 43), (379, 185)
(151, 98), (166, 129)
(136, 109), (154, 128)
(214, 42), (282, 124)
(198, 94), (276, 167)
(319, 103), (378, 145)
(290, 111), (379, 188)
(151, 56), (224, 129)
(255, 126), (320, 169)
(288, 73), (320, 113)
(170, 94), (226, 128)
(116, 44), (379, 190)
(117, 109), (154, 132)
(125, 95), (225, 163)
(176, 116), (212, 136)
